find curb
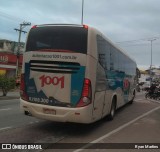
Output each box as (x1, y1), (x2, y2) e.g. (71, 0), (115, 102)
(0, 90), (20, 100)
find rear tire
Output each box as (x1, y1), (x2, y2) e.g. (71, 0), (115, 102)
(24, 111), (32, 116)
(24, 111), (29, 115)
(108, 99), (116, 120)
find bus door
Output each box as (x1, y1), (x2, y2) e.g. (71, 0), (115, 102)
(93, 63), (107, 120)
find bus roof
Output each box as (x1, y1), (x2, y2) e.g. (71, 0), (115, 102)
(31, 24), (88, 29)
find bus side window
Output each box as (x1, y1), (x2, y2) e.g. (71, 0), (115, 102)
(97, 35), (108, 70)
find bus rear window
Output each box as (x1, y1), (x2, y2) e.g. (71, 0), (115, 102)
(26, 26), (88, 54)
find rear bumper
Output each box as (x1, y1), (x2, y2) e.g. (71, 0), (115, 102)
(20, 98), (94, 124)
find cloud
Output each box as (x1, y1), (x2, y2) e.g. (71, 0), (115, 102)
(0, 0), (160, 68)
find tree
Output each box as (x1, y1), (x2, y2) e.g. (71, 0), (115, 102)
(0, 75), (16, 96)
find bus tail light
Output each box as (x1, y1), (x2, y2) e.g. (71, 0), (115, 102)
(20, 74), (29, 101)
(83, 25), (88, 29)
(32, 25), (37, 29)
(76, 78), (92, 107)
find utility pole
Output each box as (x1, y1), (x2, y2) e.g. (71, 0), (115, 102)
(81, 0), (84, 25)
(14, 21), (31, 77)
(148, 38), (156, 86)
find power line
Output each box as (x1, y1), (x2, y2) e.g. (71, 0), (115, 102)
(0, 9), (34, 27)
(118, 42), (160, 47)
(116, 36), (160, 44)
(0, 10), (23, 22)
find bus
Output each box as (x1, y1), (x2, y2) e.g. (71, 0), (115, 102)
(20, 24), (137, 124)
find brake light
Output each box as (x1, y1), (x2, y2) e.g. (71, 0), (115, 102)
(20, 74), (29, 101)
(31, 25), (37, 29)
(83, 24), (88, 29)
(76, 78), (92, 107)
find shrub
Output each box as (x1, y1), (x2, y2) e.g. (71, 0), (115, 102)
(0, 75), (16, 96)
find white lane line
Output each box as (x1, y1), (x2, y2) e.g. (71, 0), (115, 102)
(147, 99), (160, 104)
(0, 108), (11, 111)
(73, 106), (160, 152)
(0, 126), (12, 131)
(135, 99), (145, 101)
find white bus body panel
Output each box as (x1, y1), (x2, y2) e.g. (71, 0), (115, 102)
(20, 99), (93, 123)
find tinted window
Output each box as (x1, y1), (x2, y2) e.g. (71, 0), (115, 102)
(97, 35), (136, 76)
(26, 26), (88, 54)
(97, 35), (110, 70)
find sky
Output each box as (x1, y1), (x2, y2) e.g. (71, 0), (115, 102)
(0, 0), (160, 70)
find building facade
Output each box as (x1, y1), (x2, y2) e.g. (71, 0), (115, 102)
(0, 39), (24, 77)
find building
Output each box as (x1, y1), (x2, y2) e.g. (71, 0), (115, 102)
(145, 67), (160, 80)
(152, 68), (160, 78)
(139, 70), (150, 83)
(0, 39), (24, 77)
(0, 39), (25, 54)
(138, 67), (160, 90)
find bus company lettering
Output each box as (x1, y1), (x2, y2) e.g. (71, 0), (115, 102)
(39, 75), (64, 88)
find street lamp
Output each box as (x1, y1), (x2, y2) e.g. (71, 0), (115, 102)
(148, 38), (156, 85)
(81, 0), (84, 25)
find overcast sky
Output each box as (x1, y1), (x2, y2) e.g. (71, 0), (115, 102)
(0, 0), (160, 70)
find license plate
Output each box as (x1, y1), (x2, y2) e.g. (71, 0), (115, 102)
(43, 108), (56, 115)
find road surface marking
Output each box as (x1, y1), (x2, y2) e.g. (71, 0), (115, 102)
(147, 99), (160, 104)
(0, 108), (11, 111)
(73, 105), (160, 152)
(135, 99), (145, 101)
(0, 127), (12, 131)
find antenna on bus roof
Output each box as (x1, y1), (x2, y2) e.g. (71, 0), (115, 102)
(81, 0), (84, 25)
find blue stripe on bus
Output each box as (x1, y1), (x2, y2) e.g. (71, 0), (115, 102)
(25, 63), (48, 100)
(71, 66), (85, 106)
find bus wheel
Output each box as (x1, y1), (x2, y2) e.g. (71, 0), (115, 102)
(24, 111), (32, 116)
(108, 99), (116, 120)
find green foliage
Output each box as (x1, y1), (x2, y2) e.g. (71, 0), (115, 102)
(0, 75), (16, 96)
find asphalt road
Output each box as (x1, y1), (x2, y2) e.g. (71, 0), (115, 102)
(0, 99), (41, 129)
(0, 92), (160, 152)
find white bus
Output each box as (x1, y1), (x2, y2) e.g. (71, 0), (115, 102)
(20, 24), (137, 124)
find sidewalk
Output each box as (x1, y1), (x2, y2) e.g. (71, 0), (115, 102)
(0, 89), (20, 100)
